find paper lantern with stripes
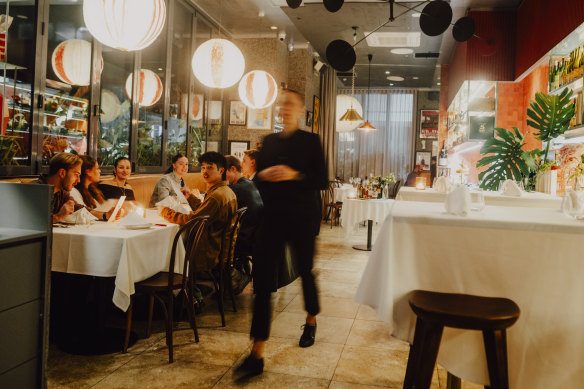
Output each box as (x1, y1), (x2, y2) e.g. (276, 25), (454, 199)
(238, 70), (278, 109)
(83, 0), (166, 51)
(192, 39), (245, 89)
(51, 39), (103, 86)
(125, 69), (163, 107)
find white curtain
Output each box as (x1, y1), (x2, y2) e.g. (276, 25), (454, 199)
(336, 89), (416, 181)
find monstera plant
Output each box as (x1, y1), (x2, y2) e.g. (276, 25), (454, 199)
(477, 127), (537, 191)
(526, 89), (575, 164)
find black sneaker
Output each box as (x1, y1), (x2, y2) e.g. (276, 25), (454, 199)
(233, 353), (264, 381)
(299, 323), (316, 348)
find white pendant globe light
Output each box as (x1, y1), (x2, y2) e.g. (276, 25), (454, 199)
(100, 89), (122, 123)
(125, 69), (163, 107)
(51, 39), (103, 86)
(238, 70), (278, 109)
(192, 39), (245, 89)
(336, 95), (363, 132)
(83, 0), (166, 51)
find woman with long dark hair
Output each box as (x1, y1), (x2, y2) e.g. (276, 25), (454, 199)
(71, 155), (105, 209)
(149, 153), (191, 207)
(98, 156), (136, 201)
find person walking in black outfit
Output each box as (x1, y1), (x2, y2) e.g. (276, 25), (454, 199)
(234, 89), (328, 379)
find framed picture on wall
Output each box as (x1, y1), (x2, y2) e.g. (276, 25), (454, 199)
(415, 151), (431, 171)
(420, 109), (439, 139)
(229, 101), (247, 125)
(247, 107), (272, 130)
(312, 95), (320, 134)
(206, 101), (222, 124)
(306, 111), (313, 128)
(229, 140), (250, 161)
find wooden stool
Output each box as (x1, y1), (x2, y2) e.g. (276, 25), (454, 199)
(403, 290), (520, 389)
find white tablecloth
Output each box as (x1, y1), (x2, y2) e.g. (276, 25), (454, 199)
(396, 186), (563, 208)
(52, 215), (185, 312)
(355, 200), (584, 388)
(342, 198), (394, 234)
(334, 184), (357, 203)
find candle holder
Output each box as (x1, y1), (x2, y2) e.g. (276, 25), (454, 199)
(415, 176), (427, 190)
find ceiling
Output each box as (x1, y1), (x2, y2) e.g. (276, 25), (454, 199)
(190, 0), (524, 88)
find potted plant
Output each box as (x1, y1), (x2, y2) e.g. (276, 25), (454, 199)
(526, 89), (575, 194)
(0, 136), (22, 166)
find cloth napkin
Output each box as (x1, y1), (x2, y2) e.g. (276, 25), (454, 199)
(119, 211), (150, 226)
(155, 196), (192, 214)
(561, 190), (584, 217)
(63, 207), (98, 225)
(501, 180), (523, 197)
(444, 185), (471, 216)
(433, 177), (452, 193)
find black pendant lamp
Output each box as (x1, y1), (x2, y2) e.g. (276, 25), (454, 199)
(358, 54), (376, 132)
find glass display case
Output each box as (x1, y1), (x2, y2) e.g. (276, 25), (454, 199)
(446, 80), (497, 150)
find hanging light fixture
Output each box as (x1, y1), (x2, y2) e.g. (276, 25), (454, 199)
(337, 65), (363, 132)
(238, 70), (278, 109)
(83, 0), (166, 51)
(125, 69), (163, 107)
(51, 39), (103, 86)
(359, 54), (376, 131)
(192, 38), (245, 89)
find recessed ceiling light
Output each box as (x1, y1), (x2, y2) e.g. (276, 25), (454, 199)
(437, 82), (441, 86)
(413, 76), (419, 80)
(343, 78), (347, 81)
(158, 68), (163, 71)
(412, 12), (421, 18)
(387, 76), (404, 81)
(390, 83), (394, 86)
(270, 26), (278, 30)
(391, 48), (414, 55)
(258, 10), (265, 17)
(385, 71), (390, 74)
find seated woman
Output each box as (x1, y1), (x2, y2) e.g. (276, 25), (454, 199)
(70, 155), (120, 221)
(98, 156), (136, 201)
(149, 153), (190, 207)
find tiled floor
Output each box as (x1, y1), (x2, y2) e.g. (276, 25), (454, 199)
(47, 223), (482, 389)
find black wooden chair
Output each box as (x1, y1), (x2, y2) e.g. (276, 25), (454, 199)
(323, 181), (343, 228)
(388, 179), (403, 199)
(403, 290), (520, 389)
(123, 216), (209, 363)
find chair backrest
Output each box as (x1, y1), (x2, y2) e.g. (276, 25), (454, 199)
(389, 179), (403, 199)
(326, 181), (337, 203)
(221, 207), (247, 267)
(167, 216), (209, 289)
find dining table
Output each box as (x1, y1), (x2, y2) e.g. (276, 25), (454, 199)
(333, 183), (357, 204)
(342, 198), (394, 251)
(396, 186), (563, 208)
(355, 200), (584, 388)
(52, 212), (184, 312)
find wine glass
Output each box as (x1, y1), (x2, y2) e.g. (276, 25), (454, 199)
(471, 189), (485, 211)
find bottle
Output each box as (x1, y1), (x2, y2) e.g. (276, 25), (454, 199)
(357, 181), (363, 198)
(439, 146), (448, 166)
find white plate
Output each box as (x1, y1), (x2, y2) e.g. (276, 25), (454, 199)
(123, 223), (153, 230)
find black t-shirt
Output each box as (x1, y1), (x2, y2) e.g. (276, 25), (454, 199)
(98, 183), (136, 201)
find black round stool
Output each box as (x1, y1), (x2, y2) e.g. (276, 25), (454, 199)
(403, 290), (520, 389)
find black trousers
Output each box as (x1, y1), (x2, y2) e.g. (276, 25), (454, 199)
(250, 221), (320, 340)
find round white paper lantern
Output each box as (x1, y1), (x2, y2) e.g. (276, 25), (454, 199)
(51, 39), (103, 86)
(100, 89), (121, 123)
(83, 0), (166, 51)
(192, 39), (245, 89)
(238, 70), (278, 109)
(336, 95), (364, 132)
(125, 69), (163, 107)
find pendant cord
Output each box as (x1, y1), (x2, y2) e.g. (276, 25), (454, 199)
(367, 54), (372, 119)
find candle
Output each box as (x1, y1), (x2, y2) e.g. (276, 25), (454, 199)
(135, 207), (145, 218)
(415, 176), (427, 190)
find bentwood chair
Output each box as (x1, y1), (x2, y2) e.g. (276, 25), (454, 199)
(388, 179), (403, 199)
(403, 290), (520, 389)
(201, 207), (247, 327)
(123, 216), (209, 363)
(324, 181), (343, 228)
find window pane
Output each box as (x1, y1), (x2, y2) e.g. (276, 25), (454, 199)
(1, 1), (36, 167)
(98, 49), (133, 165)
(136, 16), (167, 167)
(189, 19), (211, 168)
(167, 2), (191, 165)
(43, 2), (90, 165)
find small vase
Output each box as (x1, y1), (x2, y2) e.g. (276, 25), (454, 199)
(535, 170), (557, 195)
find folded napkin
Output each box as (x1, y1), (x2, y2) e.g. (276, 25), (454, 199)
(434, 177), (452, 193)
(561, 190), (584, 217)
(63, 207), (98, 225)
(155, 196), (192, 214)
(444, 185), (471, 216)
(119, 211), (150, 226)
(501, 180), (522, 197)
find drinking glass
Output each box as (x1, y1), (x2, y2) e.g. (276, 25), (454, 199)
(471, 189), (485, 211)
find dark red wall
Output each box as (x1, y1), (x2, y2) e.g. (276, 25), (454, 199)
(516, 0), (584, 78)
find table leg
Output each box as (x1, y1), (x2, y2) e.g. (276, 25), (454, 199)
(353, 220), (373, 251)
